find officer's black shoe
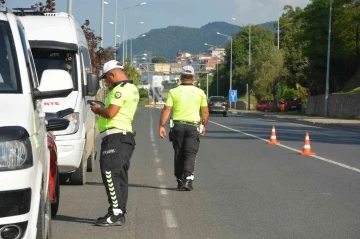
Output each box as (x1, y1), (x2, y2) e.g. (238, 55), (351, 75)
(176, 178), (184, 189)
(119, 213), (126, 224)
(183, 179), (193, 191)
(96, 211), (112, 221)
(95, 214), (123, 227)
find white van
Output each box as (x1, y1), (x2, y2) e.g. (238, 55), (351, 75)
(19, 12), (100, 185)
(0, 6), (73, 238)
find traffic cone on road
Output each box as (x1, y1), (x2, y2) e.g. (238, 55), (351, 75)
(268, 125), (280, 145)
(299, 132), (316, 156)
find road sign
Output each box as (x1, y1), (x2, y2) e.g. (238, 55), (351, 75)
(229, 90), (238, 103)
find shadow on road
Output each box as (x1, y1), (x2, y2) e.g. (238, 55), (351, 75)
(86, 182), (179, 191)
(53, 215), (96, 224)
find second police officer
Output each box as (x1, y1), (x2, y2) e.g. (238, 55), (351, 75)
(159, 65), (209, 191)
(90, 60), (139, 226)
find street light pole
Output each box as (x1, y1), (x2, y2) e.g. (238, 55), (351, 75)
(249, 25), (251, 67)
(67, 0), (72, 15)
(122, 2), (147, 63)
(122, 9), (126, 62)
(325, 0), (333, 117)
(277, 0), (280, 50)
(232, 18), (251, 67)
(217, 32), (233, 107)
(204, 42), (220, 95)
(230, 37), (233, 91)
(100, 0), (104, 48)
(100, 0), (109, 48)
(114, 0), (117, 59)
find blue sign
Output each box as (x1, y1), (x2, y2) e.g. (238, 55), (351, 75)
(229, 90), (238, 103)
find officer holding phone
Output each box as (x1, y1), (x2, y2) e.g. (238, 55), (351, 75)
(90, 60), (139, 227)
(159, 65), (209, 191)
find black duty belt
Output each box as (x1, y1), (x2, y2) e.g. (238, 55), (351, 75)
(173, 120), (200, 127)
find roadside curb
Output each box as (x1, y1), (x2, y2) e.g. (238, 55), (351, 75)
(229, 110), (360, 134)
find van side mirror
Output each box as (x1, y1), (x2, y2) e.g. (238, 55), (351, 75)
(56, 108), (74, 118)
(86, 73), (100, 96)
(46, 118), (70, 132)
(34, 70), (73, 100)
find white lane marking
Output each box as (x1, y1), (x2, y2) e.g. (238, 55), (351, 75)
(162, 209), (178, 228)
(155, 157), (161, 163)
(157, 168), (164, 176)
(289, 122), (322, 128)
(159, 194), (170, 207)
(156, 168), (164, 182)
(149, 109), (180, 239)
(159, 184), (168, 195)
(210, 120), (360, 173)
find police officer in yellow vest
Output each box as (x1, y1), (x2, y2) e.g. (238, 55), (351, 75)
(159, 65), (209, 191)
(90, 60), (139, 226)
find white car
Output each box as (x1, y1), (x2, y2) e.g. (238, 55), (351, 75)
(0, 6), (73, 239)
(19, 12), (100, 185)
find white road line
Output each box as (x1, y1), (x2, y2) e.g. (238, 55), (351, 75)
(289, 122), (322, 128)
(157, 168), (164, 176)
(162, 209), (178, 228)
(149, 108), (179, 239)
(155, 157), (161, 163)
(156, 168), (164, 182)
(210, 120), (360, 173)
(159, 184), (168, 195)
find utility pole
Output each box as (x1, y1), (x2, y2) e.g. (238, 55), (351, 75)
(67, 0), (73, 15)
(100, 0), (104, 48)
(325, 0), (333, 117)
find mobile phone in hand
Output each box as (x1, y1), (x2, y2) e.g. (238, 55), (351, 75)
(87, 100), (105, 108)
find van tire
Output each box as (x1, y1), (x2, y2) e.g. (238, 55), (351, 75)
(69, 158), (86, 185)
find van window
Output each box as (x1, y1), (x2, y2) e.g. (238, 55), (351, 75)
(80, 47), (91, 73)
(17, 21), (39, 88)
(0, 20), (22, 93)
(32, 49), (78, 90)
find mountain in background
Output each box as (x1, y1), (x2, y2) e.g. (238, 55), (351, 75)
(117, 21), (276, 61)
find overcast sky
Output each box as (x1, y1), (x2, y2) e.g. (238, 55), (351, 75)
(9, 0), (310, 48)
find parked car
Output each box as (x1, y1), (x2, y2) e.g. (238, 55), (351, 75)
(285, 98), (302, 111)
(0, 6), (73, 238)
(208, 96), (229, 117)
(256, 100), (271, 111)
(19, 11), (100, 185)
(256, 100), (285, 112)
(46, 108), (73, 217)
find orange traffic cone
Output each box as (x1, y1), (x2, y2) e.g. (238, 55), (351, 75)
(299, 132), (316, 156)
(268, 125), (280, 144)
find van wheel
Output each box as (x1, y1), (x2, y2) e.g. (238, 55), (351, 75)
(51, 168), (60, 217)
(69, 158), (86, 185)
(36, 190), (51, 239)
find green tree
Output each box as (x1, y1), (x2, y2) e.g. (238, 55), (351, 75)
(138, 88), (149, 98)
(31, 0), (55, 12)
(152, 56), (168, 63)
(124, 61), (140, 86)
(299, 0), (360, 94)
(278, 5), (309, 88)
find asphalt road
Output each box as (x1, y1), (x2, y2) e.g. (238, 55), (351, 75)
(52, 108), (360, 239)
